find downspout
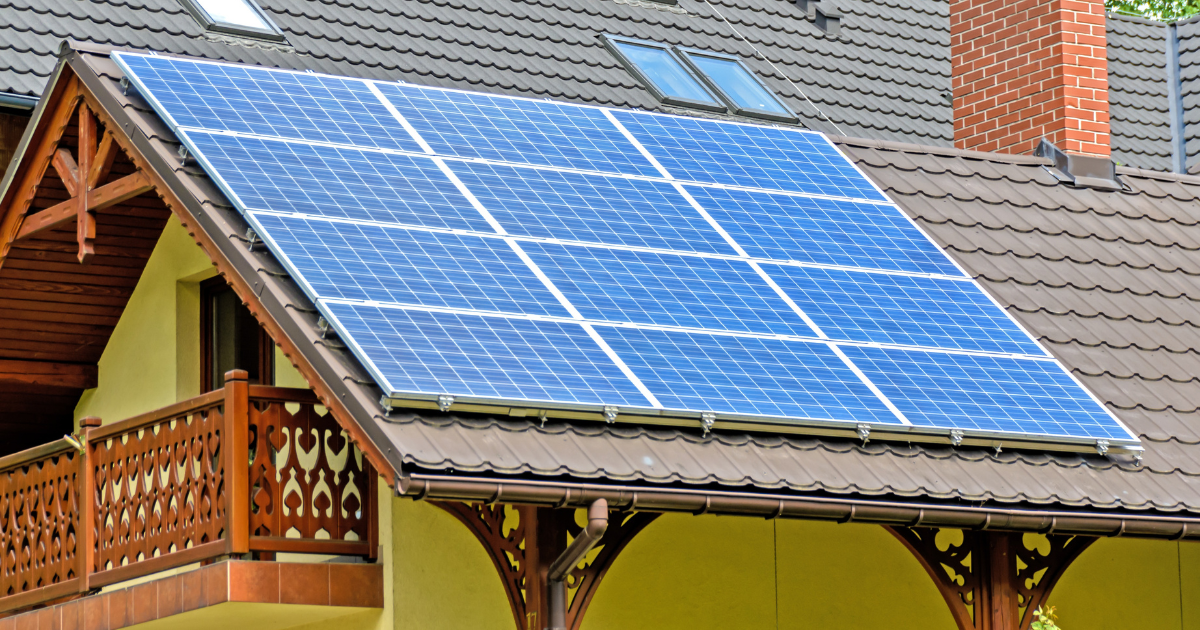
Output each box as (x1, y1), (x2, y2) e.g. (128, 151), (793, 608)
(1166, 22), (1187, 173)
(545, 499), (608, 630)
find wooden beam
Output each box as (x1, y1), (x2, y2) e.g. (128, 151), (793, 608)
(51, 148), (80, 197)
(0, 75), (80, 267)
(0, 359), (96, 389)
(88, 130), (116, 188)
(76, 103), (96, 264)
(15, 172), (154, 240)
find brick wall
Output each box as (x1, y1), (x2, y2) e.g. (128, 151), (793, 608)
(951, 0), (1109, 156)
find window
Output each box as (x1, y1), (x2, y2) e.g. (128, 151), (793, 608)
(180, 0), (285, 41)
(677, 48), (797, 122)
(603, 35), (797, 123)
(601, 36), (725, 112)
(200, 278), (274, 391)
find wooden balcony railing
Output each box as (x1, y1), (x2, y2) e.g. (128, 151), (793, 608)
(0, 370), (377, 613)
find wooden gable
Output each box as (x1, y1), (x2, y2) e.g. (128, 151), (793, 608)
(0, 72), (169, 453)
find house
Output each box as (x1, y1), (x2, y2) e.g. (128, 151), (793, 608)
(0, 1), (1197, 630)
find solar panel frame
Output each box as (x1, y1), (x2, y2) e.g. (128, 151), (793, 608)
(112, 51), (1142, 452)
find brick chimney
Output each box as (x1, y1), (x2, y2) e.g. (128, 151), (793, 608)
(951, 0), (1110, 156)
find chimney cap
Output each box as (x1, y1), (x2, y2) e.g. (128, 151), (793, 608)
(1035, 139), (1121, 191)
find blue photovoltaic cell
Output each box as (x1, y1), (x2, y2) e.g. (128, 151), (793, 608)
(251, 213), (572, 318)
(114, 53), (422, 153)
(687, 185), (962, 275)
(765, 265), (1045, 355)
(611, 110), (887, 201)
(596, 327), (900, 423)
(519, 242), (814, 336)
(324, 303), (652, 406)
(375, 83), (661, 177)
(450, 162), (738, 254)
(187, 131), (494, 232)
(839, 346), (1125, 439)
(115, 52), (1140, 446)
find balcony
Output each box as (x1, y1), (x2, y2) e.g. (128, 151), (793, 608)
(0, 370), (378, 616)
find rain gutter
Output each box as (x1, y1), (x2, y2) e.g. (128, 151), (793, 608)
(403, 474), (1200, 540)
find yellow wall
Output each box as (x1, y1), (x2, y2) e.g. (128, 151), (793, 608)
(73, 214), (313, 426)
(1051, 538), (1200, 630)
(583, 514), (955, 630)
(74, 214), (215, 424)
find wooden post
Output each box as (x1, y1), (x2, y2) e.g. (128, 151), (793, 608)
(78, 416), (101, 591)
(367, 472), (379, 560)
(223, 370), (250, 555)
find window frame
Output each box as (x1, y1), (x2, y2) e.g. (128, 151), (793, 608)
(600, 34), (727, 113)
(179, 0), (287, 42)
(675, 47), (798, 123)
(200, 277), (275, 393)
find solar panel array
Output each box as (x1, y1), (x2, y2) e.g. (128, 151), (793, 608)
(113, 51), (1139, 449)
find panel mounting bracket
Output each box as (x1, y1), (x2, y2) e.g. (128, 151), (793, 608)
(603, 406), (619, 423)
(949, 429), (964, 446)
(1095, 439), (1110, 457)
(437, 394), (455, 413)
(700, 412), (716, 436)
(856, 423), (871, 443)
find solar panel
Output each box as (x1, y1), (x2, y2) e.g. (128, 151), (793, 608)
(187, 131), (493, 231)
(763, 265), (1044, 355)
(610, 110), (888, 201)
(114, 51), (1140, 452)
(518, 241), (812, 336)
(447, 162), (738, 254)
(118, 53), (423, 153)
(250, 214), (572, 318)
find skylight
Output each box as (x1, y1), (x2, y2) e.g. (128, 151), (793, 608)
(601, 36), (725, 111)
(181, 0), (284, 40)
(678, 48), (796, 122)
(603, 35), (796, 122)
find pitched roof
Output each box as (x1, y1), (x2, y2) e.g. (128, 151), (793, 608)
(34, 43), (1200, 531)
(7, 2), (1200, 173)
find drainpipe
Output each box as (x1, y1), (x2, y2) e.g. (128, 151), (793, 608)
(1166, 22), (1187, 173)
(544, 499), (608, 630)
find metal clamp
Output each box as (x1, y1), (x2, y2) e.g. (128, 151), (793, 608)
(437, 394), (455, 413)
(949, 429), (964, 446)
(602, 406), (619, 423)
(700, 412), (716, 437)
(1096, 439), (1110, 457)
(379, 396), (394, 415)
(245, 227), (262, 251)
(856, 423), (871, 443)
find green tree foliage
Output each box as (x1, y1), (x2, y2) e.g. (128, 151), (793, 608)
(1030, 606), (1061, 630)
(1107, 0), (1200, 21)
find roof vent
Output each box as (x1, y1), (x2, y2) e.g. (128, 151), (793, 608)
(795, 0), (818, 19)
(1035, 139), (1120, 191)
(815, 4), (842, 36)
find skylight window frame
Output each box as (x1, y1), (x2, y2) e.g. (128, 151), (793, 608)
(600, 34), (728, 113)
(674, 47), (798, 123)
(179, 0), (286, 42)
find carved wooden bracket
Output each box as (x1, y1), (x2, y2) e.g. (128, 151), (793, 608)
(8, 97), (152, 263)
(433, 501), (658, 630)
(886, 526), (1094, 630)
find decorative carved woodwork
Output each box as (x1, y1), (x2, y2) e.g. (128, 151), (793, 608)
(434, 501), (658, 630)
(0, 371), (376, 614)
(247, 388), (376, 556)
(0, 446), (81, 602)
(887, 526), (1095, 630)
(88, 393), (228, 576)
(3, 94), (152, 264)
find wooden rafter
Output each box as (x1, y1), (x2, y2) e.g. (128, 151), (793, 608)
(0, 359), (97, 389)
(0, 76), (82, 264)
(886, 527), (1095, 630)
(433, 501), (658, 630)
(1, 91), (152, 265)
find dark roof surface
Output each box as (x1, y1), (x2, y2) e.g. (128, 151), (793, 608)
(52, 43), (1200, 518)
(4, 2), (1200, 171)
(0, 0), (955, 145)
